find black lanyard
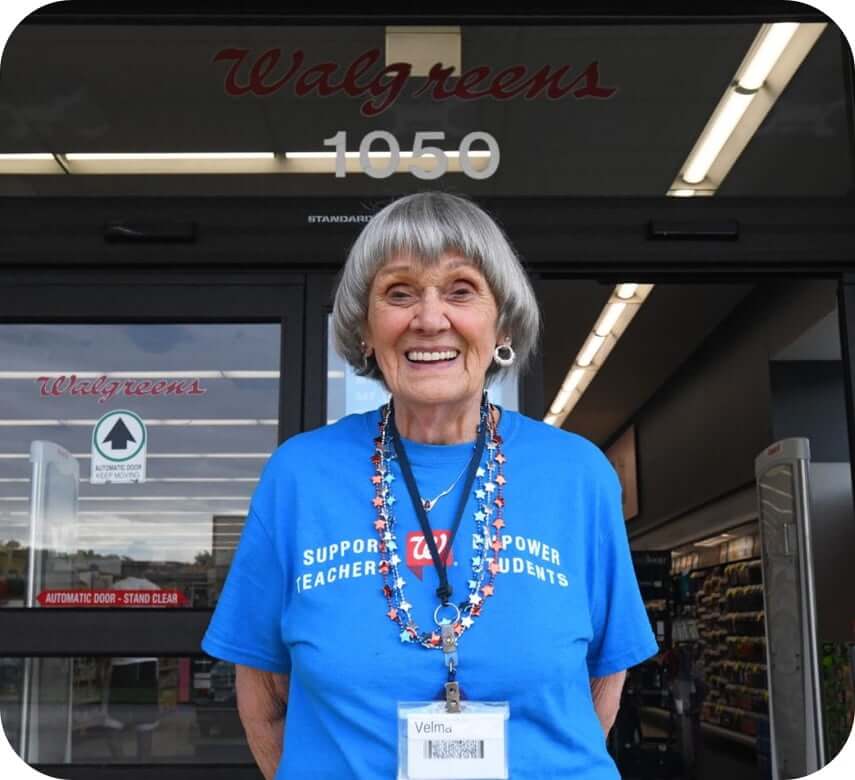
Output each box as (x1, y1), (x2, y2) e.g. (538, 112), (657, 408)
(390, 409), (487, 606)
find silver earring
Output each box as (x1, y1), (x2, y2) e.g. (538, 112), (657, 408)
(360, 342), (371, 372)
(493, 342), (515, 367)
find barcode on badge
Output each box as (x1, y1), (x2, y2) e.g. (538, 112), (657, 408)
(424, 739), (485, 760)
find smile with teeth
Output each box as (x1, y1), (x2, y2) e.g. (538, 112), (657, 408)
(406, 350), (460, 363)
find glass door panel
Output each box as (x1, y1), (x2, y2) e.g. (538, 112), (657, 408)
(0, 323), (281, 610)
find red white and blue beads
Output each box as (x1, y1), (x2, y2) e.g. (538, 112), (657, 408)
(371, 399), (507, 647)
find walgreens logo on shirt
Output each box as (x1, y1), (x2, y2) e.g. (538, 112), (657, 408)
(406, 530), (454, 580)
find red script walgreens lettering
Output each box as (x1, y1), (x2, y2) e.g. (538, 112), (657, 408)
(213, 48), (616, 117)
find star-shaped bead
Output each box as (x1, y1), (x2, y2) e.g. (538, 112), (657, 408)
(384, 472), (395, 483)
(475, 489), (486, 500)
(399, 629), (412, 643)
(387, 607), (398, 620)
(471, 556), (482, 569)
(387, 495), (397, 505)
(372, 496), (384, 508)
(484, 482), (496, 493)
(467, 579), (479, 590)
(468, 593), (482, 606)
(371, 475), (382, 485)
(491, 538), (503, 552)
(494, 497), (505, 508)
(476, 467), (486, 478)
(390, 553), (401, 566)
(380, 561), (390, 574)
(496, 453), (507, 464)
(395, 576), (406, 589)
(492, 518), (505, 530)
(474, 510), (485, 522)
(461, 615), (474, 628)
(471, 604), (482, 616)
(489, 561), (500, 575)
(374, 518), (386, 532)
(383, 531), (392, 542)
(387, 540), (398, 551)
(482, 584), (494, 597)
(383, 585), (393, 598)
(496, 475), (506, 486)
(399, 600), (412, 612)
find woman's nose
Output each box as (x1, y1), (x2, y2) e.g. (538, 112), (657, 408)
(411, 289), (449, 332)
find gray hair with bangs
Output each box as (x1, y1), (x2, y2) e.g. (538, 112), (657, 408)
(332, 192), (541, 381)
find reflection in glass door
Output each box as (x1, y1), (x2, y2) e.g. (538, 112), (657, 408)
(0, 322), (281, 764)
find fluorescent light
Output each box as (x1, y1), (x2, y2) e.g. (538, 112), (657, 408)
(673, 22), (824, 193)
(738, 23), (800, 90)
(64, 153), (279, 175)
(327, 370), (345, 379)
(66, 152), (275, 161)
(549, 369), (585, 415)
(616, 284), (639, 300)
(0, 154), (64, 174)
(594, 302), (627, 337)
(283, 150), (491, 174)
(682, 89), (754, 184)
(577, 334), (606, 368)
(285, 150), (490, 160)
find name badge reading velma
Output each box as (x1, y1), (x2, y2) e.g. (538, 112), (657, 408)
(397, 701), (509, 780)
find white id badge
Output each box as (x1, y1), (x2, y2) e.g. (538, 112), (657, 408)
(397, 701), (509, 780)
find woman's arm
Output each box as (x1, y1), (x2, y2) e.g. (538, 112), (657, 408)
(235, 665), (289, 780)
(589, 670), (626, 736)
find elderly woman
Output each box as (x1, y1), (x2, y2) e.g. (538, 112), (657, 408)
(202, 192), (656, 779)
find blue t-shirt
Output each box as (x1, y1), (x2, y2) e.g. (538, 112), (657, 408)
(202, 409), (657, 779)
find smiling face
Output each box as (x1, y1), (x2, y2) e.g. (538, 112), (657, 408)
(363, 252), (501, 413)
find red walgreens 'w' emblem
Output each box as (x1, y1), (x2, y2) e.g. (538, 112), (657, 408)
(406, 530), (454, 580)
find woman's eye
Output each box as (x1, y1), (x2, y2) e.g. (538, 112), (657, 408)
(387, 288), (414, 302)
(449, 286), (474, 299)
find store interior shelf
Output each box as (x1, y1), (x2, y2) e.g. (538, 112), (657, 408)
(640, 706), (758, 748)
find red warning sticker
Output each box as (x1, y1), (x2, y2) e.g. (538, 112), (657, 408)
(36, 589), (188, 607)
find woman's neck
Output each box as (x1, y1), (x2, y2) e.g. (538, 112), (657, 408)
(392, 394), (484, 444)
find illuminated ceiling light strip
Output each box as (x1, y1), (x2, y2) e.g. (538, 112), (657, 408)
(546, 25), (826, 427)
(283, 150), (491, 175)
(66, 153), (275, 161)
(76, 510), (248, 516)
(0, 453), (269, 460)
(681, 90), (754, 185)
(670, 22), (825, 195)
(0, 418), (277, 427)
(35, 151), (493, 175)
(0, 154), (64, 174)
(737, 22), (800, 90)
(544, 285), (654, 427)
(285, 150), (490, 159)
(0, 370), (279, 379)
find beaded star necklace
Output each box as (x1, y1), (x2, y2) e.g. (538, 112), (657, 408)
(371, 395), (507, 648)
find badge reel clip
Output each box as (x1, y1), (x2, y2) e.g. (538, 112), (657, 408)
(397, 605), (509, 780)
